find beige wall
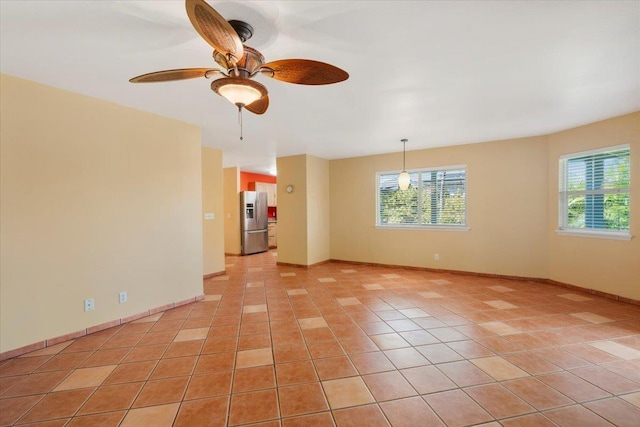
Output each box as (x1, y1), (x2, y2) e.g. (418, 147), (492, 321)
(276, 155), (308, 265)
(275, 155), (331, 266)
(330, 136), (550, 278)
(330, 113), (639, 300)
(202, 147), (225, 275)
(547, 112), (640, 300)
(0, 74), (203, 353)
(223, 167), (241, 255)
(306, 156), (331, 265)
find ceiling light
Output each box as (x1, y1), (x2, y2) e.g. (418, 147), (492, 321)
(211, 77), (268, 140)
(211, 77), (267, 108)
(218, 84), (261, 106)
(398, 138), (410, 190)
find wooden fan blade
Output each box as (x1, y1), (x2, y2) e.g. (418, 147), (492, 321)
(129, 68), (218, 83)
(245, 95), (269, 115)
(262, 59), (348, 85)
(185, 0), (244, 63)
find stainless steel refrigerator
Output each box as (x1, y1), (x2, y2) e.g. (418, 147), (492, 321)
(240, 191), (269, 255)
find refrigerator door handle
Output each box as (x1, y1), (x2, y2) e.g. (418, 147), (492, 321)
(247, 229), (267, 234)
(255, 196), (260, 228)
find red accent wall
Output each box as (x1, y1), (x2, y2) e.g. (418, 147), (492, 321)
(268, 206), (277, 219)
(240, 172), (276, 191)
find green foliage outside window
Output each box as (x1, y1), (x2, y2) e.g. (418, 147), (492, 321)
(563, 148), (629, 231)
(378, 169), (466, 226)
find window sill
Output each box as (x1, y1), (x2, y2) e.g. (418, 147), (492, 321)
(376, 225), (470, 232)
(555, 229), (632, 241)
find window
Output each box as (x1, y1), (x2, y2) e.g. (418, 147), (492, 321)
(377, 166), (467, 229)
(558, 145), (630, 239)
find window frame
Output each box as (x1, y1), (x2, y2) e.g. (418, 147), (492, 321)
(557, 144), (631, 241)
(375, 164), (469, 231)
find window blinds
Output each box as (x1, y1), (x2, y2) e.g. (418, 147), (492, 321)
(559, 146), (630, 231)
(377, 167), (466, 227)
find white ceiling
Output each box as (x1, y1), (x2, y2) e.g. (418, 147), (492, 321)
(1, 1), (639, 175)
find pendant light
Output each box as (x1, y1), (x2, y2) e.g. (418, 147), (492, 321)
(398, 138), (410, 190)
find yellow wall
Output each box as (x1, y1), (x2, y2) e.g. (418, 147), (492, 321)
(547, 112), (640, 300)
(276, 155), (308, 265)
(0, 74), (203, 352)
(330, 136), (550, 278)
(202, 147), (225, 275)
(307, 156), (331, 265)
(223, 167), (241, 255)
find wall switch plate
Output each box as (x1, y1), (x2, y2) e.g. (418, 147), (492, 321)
(84, 298), (95, 312)
(119, 292), (127, 304)
(204, 213), (214, 220)
(434, 254), (440, 261)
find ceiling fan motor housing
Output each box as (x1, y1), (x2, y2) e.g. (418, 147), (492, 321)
(213, 45), (265, 78)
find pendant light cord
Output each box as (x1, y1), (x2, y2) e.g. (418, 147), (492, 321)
(402, 138), (407, 170)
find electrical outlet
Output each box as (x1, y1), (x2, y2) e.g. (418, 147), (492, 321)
(434, 254), (440, 261)
(119, 292), (127, 304)
(84, 298), (95, 312)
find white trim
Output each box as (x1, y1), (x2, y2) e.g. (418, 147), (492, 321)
(559, 143), (630, 160)
(376, 225), (470, 231)
(555, 228), (632, 241)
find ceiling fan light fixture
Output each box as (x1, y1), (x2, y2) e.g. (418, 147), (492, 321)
(211, 77), (267, 107)
(218, 83), (261, 106)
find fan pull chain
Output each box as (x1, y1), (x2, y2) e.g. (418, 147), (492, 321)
(238, 106), (243, 141)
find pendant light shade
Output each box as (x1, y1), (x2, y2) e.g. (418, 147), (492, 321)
(398, 171), (410, 190)
(398, 138), (410, 190)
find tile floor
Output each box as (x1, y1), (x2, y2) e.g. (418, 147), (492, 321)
(1, 251), (640, 426)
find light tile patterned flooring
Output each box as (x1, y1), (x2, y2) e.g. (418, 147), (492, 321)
(1, 251), (640, 426)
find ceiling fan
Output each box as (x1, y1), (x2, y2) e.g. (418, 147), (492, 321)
(129, 0), (349, 122)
